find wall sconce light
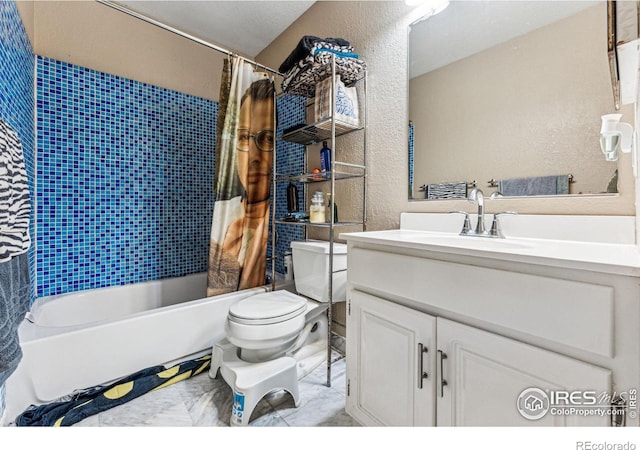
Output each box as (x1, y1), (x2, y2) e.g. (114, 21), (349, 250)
(600, 114), (633, 162)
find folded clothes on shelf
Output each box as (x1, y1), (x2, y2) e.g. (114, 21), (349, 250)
(280, 37), (366, 97)
(279, 35), (351, 74)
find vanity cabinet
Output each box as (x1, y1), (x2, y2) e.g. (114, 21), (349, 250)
(347, 290), (611, 426)
(436, 317), (610, 426)
(344, 235), (639, 427)
(347, 290), (436, 426)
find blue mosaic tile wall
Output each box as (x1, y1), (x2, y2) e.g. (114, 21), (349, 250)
(408, 121), (414, 198)
(0, 1), (35, 300)
(36, 57), (217, 297)
(268, 94), (305, 276)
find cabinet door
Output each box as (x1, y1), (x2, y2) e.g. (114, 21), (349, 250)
(346, 289), (436, 426)
(436, 318), (612, 426)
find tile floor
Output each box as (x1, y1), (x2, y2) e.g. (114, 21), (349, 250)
(72, 353), (358, 427)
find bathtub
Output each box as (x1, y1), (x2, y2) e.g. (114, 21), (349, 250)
(4, 272), (273, 422)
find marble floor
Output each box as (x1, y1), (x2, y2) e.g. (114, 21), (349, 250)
(72, 353), (358, 427)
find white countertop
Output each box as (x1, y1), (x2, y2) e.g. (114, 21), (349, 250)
(340, 229), (640, 277)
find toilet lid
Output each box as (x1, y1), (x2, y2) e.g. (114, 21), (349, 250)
(228, 291), (308, 325)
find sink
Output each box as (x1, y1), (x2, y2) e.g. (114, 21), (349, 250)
(341, 214), (640, 277)
(408, 233), (534, 251)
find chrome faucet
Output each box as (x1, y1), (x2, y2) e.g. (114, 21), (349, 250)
(450, 188), (517, 238)
(468, 188), (486, 235)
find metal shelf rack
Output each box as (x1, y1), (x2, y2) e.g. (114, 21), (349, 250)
(271, 55), (367, 387)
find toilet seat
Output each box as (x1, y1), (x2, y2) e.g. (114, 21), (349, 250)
(225, 291), (310, 355)
(228, 291), (307, 326)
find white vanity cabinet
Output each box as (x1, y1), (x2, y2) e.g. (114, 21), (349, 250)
(436, 317), (611, 426)
(343, 225), (640, 427)
(347, 290), (436, 426)
(347, 289), (611, 426)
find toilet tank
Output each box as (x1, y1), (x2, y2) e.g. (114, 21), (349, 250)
(290, 240), (347, 303)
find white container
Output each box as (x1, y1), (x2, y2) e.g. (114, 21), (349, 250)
(290, 240), (347, 303)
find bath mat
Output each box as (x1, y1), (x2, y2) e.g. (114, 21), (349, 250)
(14, 355), (211, 426)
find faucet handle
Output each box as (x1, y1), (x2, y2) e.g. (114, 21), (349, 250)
(449, 211), (471, 235)
(489, 211), (517, 238)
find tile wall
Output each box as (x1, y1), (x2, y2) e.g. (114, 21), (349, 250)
(271, 94), (306, 275)
(408, 121), (414, 199)
(0, 0), (34, 419)
(0, 0), (35, 298)
(36, 57), (305, 297)
(36, 57), (217, 297)
(0, 0), (306, 299)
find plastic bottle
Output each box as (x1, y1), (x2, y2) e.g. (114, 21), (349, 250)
(320, 141), (331, 178)
(309, 191), (326, 223)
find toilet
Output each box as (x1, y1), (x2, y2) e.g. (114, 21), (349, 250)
(225, 290), (327, 364)
(209, 240), (347, 426)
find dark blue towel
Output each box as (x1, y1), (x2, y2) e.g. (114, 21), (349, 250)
(15, 355), (211, 426)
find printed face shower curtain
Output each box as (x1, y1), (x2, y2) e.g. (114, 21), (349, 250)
(207, 57), (276, 296)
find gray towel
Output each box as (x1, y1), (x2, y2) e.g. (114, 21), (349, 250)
(499, 175), (569, 196)
(0, 252), (30, 387)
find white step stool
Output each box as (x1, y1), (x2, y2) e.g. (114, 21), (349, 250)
(210, 339), (301, 426)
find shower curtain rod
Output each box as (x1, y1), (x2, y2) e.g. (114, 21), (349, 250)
(96, 0), (284, 77)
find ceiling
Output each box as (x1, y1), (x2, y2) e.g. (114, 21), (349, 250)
(118, 1), (316, 56)
(409, 0), (598, 79)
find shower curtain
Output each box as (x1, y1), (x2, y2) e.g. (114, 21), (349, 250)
(207, 57), (276, 296)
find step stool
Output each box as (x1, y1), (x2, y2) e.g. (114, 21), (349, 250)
(210, 339), (300, 426)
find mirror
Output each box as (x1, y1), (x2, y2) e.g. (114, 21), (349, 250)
(408, 1), (626, 200)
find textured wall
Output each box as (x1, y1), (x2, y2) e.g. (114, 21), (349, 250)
(259, 1), (415, 231)
(259, 1), (635, 230)
(31, 1), (226, 102)
(411, 4), (626, 198)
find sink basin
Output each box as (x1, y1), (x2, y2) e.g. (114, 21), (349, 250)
(341, 216), (640, 277)
(408, 233), (534, 251)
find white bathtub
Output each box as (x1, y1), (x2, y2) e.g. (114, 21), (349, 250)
(4, 272), (271, 422)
